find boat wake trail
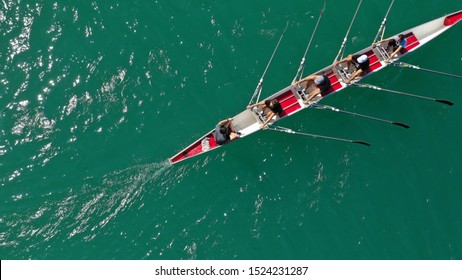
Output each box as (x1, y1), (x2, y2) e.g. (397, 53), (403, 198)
(0, 159), (183, 258)
(74, 160), (173, 232)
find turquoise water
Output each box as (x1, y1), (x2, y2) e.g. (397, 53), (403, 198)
(1, 0), (461, 259)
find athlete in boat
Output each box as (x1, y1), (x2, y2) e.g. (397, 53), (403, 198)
(293, 74), (331, 105)
(374, 34), (407, 63)
(214, 118), (240, 145)
(333, 54), (370, 84)
(247, 99), (283, 128)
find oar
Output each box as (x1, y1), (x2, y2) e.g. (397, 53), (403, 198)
(333, 0), (363, 63)
(354, 83), (454, 106)
(292, 0), (327, 84)
(391, 62), (462, 79)
(313, 104), (410, 129)
(373, 0), (395, 43)
(248, 21), (290, 106)
(266, 126), (371, 146)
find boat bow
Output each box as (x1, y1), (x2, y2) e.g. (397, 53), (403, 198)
(444, 10), (462, 26)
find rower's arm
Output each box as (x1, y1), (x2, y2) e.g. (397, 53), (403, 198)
(333, 57), (349, 65)
(261, 111), (276, 128)
(386, 46), (403, 62)
(246, 101), (264, 109)
(298, 75), (315, 83)
(218, 118), (232, 125)
(347, 69), (363, 84)
(293, 75), (316, 88)
(376, 36), (393, 44)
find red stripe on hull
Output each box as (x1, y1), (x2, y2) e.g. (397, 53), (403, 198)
(170, 132), (219, 164)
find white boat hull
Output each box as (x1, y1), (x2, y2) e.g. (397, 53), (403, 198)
(170, 10), (462, 164)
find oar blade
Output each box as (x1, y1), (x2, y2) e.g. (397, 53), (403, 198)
(392, 122), (410, 129)
(357, 83), (454, 107)
(353, 140), (371, 146)
(436, 99), (454, 106)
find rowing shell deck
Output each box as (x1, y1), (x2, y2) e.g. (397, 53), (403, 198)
(169, 10), (462, 165)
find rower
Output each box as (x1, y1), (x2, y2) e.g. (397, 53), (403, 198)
(374, 34), (407, 63)
(333, 54), (370, 84)
(293, 74), (331, 105)
(214, 118), (240, 145)
(247, 99), (283, 129)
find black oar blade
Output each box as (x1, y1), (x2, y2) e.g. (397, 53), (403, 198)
(436, 99), (454, 106)
(353, 140), (371, 146)
(392, 122), (410, 129)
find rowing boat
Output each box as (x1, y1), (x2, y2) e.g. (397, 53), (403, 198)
(169, 9), (462, 165)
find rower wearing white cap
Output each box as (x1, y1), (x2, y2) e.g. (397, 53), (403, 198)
(333, 53), (370, 84)
(293, 74), (332, 105)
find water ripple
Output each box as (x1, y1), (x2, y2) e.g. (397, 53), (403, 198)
(0, 161), (174, 257)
